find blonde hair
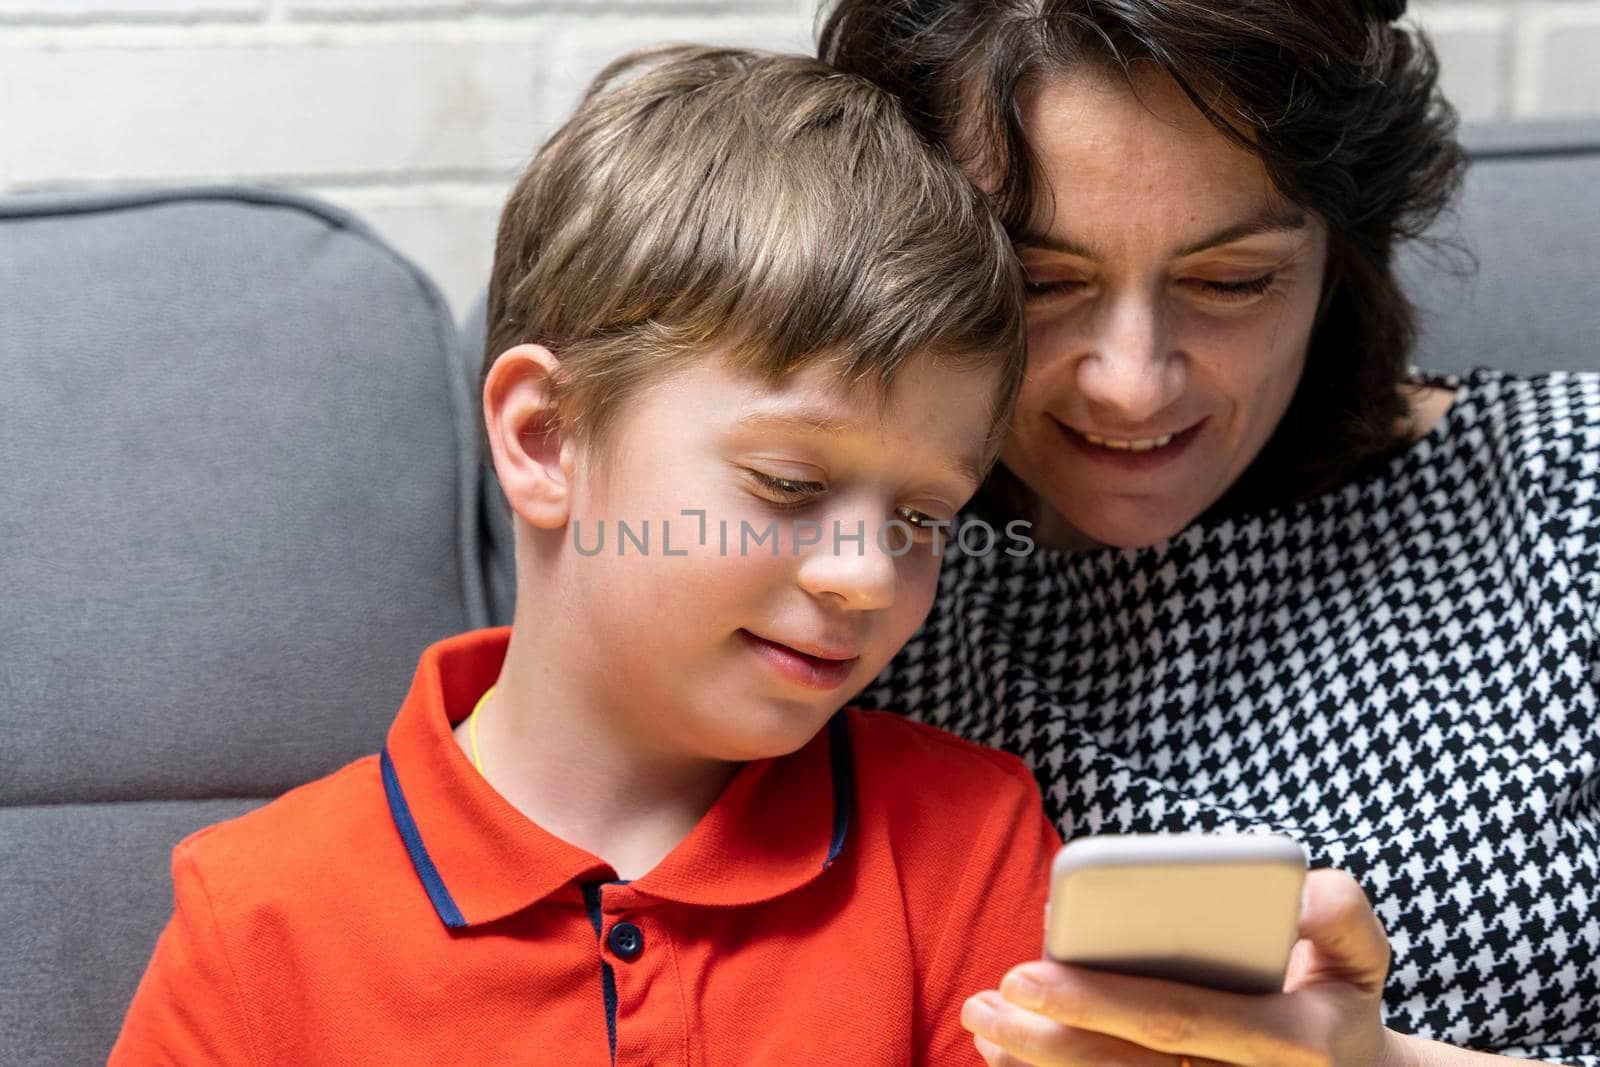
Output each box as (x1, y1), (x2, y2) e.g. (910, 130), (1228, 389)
(484, 44), (1026, 463)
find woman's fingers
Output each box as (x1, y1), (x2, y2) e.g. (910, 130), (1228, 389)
(991, 962), (1309, 1064)
(970, 869), (1396, 1067)
(973, 1033), (1024, 1067)
(963, 869), (1397, 1067)
(963, 990), (1213, 1067)
(1285, 868), (1391, 994)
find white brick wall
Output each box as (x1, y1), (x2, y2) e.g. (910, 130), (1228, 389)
(1, 0), (1594, 318)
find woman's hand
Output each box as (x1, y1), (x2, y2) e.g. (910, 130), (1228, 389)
(959, 868), (1419, 1067)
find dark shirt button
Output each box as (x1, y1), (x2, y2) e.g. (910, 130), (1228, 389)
(607, 921), (644, 961)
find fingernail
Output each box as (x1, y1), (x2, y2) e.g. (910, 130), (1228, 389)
(961, 994), (997, 1035)
(1003, 972), (1043, 1009)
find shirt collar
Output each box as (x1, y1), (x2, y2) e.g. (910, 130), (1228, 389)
(381, 628), (854, 929)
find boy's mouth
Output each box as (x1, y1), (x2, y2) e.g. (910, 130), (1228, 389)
(738, 630), (861, 692)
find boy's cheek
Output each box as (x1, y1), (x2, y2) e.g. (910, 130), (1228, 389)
(889, 554), (943, 635)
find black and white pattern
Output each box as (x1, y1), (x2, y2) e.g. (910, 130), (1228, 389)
(864, 370), (1600, 1062)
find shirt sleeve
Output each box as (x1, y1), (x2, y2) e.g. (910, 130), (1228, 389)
(108, 842), (259, 1066)
(913, 750), (1063, 1067)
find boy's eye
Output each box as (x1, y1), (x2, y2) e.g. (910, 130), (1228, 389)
(893, 506), (952, 544)
(749, 470), (825, 500)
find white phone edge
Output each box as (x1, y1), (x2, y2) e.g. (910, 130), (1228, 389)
(1051, 831), (1310, 875)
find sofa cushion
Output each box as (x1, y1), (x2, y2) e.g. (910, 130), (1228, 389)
(1, 799), (265, 1065)
(0, 186), (488, 1066)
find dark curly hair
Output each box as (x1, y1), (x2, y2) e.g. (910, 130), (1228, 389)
(818, 0), (1467, 513)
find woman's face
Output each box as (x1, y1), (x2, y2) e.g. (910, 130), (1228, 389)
(1000, 67), (1329, 549)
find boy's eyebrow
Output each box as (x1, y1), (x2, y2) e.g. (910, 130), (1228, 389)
(734, 409), (985, 486)
(735, 410), (852, 435)
(1015, 207), (1309, 260)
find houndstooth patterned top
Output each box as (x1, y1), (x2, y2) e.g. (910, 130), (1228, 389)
(860, 369), (1600, 1063)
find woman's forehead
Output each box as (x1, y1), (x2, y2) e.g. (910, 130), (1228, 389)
(1015, 67), (1306, 257)
(1020, 63), (1241, 165)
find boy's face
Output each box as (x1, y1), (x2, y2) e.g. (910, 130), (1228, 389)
(559, 354), (1001, 763)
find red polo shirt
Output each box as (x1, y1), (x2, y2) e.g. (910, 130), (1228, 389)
(111, 628), (1060, 1066)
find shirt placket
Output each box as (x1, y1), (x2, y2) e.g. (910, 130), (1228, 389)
(583, 881), (684, 1066)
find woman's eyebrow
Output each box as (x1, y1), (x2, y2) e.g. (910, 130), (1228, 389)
(1172, 208), (1309, 257)
(1013, 229), (1100, 259)
(1014, 207), (1309, 260)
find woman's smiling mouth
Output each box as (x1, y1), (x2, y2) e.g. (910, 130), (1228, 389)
(1080, 431), (1174, 451)
(1055, 418), (1205, 470)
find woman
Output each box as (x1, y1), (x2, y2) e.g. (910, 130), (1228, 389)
(820, 1), (1600, 1064)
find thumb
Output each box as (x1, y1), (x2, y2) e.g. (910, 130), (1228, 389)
(1284, 868), (1391, 996)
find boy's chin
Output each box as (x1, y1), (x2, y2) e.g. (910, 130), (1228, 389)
(694, 704), (842, 763)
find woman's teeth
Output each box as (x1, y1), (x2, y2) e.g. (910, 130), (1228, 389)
(1082, 432), (1175, 452)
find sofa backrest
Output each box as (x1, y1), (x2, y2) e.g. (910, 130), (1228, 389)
(1403, 119), (1600, 376)
(0, 187), (488, 1066)
(457, 295), (518, 628)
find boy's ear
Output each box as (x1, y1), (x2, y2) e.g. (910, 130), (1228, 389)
(483, 344), (578, 530)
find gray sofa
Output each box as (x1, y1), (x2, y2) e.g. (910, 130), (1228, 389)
(0, 188), (502, 1065)
(2, 120), (1597, 1067)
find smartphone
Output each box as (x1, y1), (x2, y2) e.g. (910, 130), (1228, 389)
(1043, 833), (1307, 995)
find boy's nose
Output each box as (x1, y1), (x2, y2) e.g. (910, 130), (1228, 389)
(794, 521), (897, 612)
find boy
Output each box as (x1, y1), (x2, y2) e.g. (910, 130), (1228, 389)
(111, 45), (1059, 1065)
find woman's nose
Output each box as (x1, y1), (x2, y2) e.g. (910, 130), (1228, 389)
(1074, 293), (1183, 422)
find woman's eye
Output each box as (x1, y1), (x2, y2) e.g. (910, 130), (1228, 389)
(1188, 273), (1276, 302)
(1023, 278), (1089, 302)
(749, 471), (824, 501)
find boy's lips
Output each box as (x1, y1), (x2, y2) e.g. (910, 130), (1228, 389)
(738, 629), (862, 692)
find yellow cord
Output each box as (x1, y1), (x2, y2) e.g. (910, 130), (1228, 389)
(467, 686), (494, 775)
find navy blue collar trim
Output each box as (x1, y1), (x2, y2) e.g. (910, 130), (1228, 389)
(382, 716), (854, 926)
(380, 745), (467, 929)
(823, 712), (854, 869)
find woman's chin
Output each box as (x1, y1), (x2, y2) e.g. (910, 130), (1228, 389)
(1064, 501), (1200, 551)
